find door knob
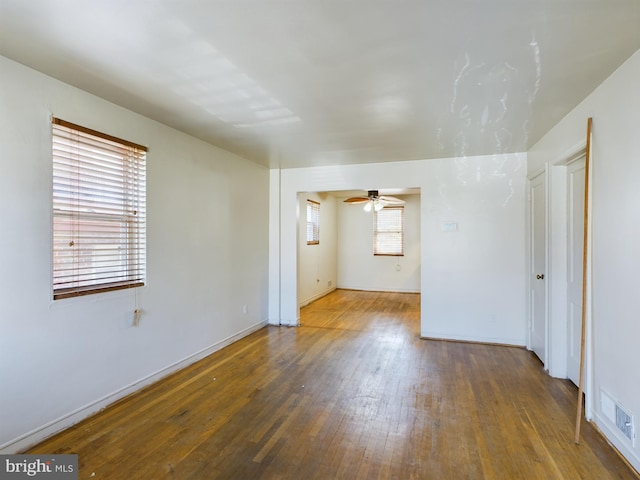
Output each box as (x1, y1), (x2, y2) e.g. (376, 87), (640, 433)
(536, 274), (545, 280)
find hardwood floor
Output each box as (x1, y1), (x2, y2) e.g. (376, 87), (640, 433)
(28, 289), (637, 479)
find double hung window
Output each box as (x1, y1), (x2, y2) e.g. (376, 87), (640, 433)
(373, 206), (404, 256)
(52, 118), (147, 299)
(306, 199), (320, 245)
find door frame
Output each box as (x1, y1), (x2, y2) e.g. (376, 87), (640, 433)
(527, 167), (549, 368)
(542, 142), (593, 420)
(566, 154), (587, 386)
(546, 146), (586, 378)
(527, 140), (593, 418)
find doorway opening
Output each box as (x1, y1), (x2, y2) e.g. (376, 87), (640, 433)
(296, 188), (421, 321)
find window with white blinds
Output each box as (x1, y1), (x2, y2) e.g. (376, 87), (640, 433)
(373, 206), (404, 256)
(52, 118), (147, 300)
(306, 199), (320, 245)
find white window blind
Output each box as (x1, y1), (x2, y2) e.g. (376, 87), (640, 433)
(306, 199), (320, 245)
(52, 118), (147, 300)
(373, 206), (404, 256)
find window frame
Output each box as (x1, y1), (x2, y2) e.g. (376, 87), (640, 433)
(306, 199), (320, 245)
(51, 118), (147, 300)
(373, 205), (404, 256)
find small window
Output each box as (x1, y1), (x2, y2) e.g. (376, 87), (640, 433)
(52, 118), (147, 300)
(373, 206), (404, 256)
(306, 199), (320, 245)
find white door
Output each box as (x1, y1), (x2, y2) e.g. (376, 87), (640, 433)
(530, 173), (546, 364)
(567, 158), (586, 385)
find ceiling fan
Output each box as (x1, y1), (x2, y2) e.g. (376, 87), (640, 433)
(343, 190), (405, 212)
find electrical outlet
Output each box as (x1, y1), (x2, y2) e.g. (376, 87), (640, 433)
(328, 280), (332, 287)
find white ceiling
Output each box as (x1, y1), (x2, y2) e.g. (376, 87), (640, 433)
(1, 1), (639, 169)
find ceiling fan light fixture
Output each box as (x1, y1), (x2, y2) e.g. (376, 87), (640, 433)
(344, 189), (405, 211)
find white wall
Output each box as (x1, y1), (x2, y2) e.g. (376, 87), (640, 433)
(269, 154), (527, 346)
(337, 194), (421, 293)
(528, 48), (640, 471)
(297, 192), (337, 307)
(0, 55), (270, 452)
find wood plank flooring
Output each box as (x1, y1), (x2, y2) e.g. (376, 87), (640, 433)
(28, 289), (637, 479)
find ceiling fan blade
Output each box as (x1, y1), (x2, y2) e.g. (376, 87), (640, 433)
(378, 195), (405, 205)
(344, 197), (370, 204)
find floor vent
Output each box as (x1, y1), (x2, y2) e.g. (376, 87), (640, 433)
(616, 404), (634, 442)
(601, 389), (634, 444)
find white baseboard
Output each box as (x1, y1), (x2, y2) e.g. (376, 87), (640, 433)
(592, 411), (640, 474)
(420, 331), (526, 347)
(298, 287), (337, 308)
(336, 286), (420, 294)
(0, 320), (268, 454)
